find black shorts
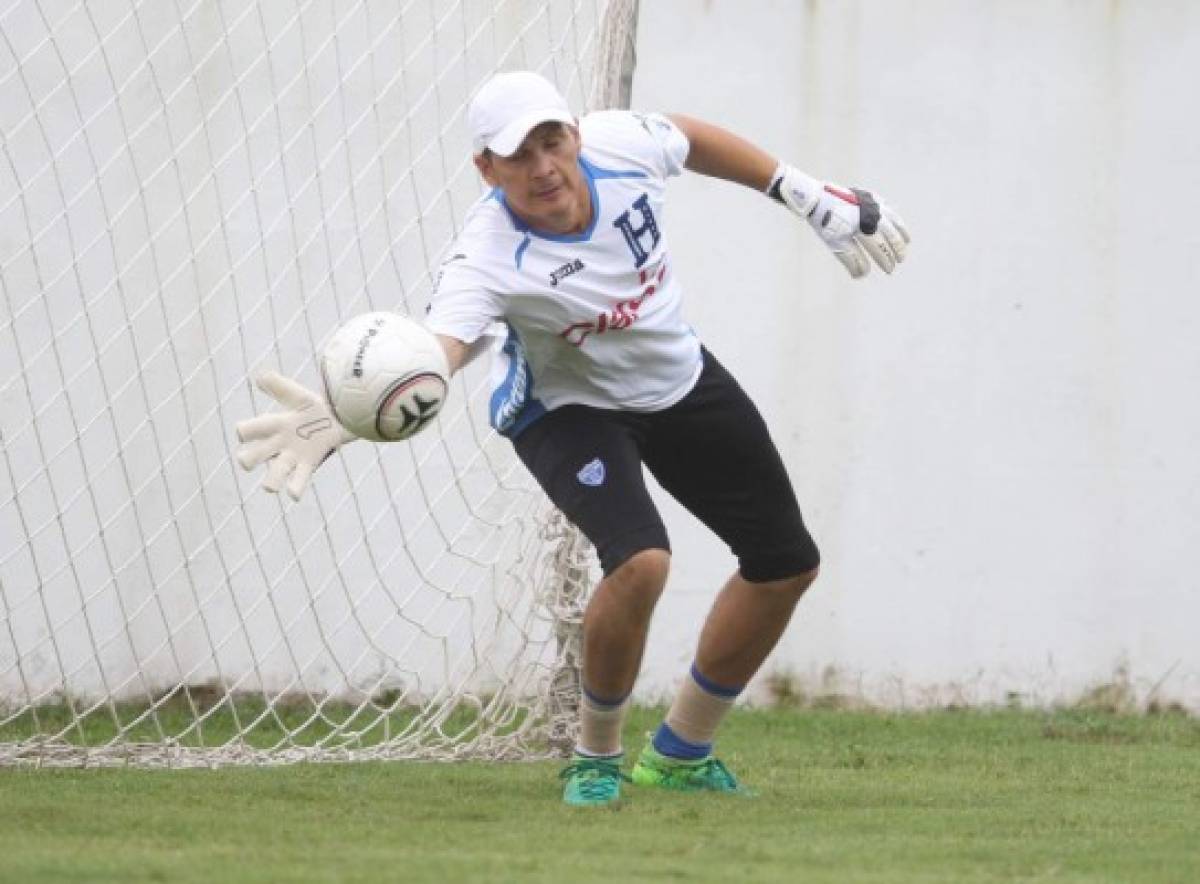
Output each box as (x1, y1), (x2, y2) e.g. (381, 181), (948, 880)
(511, 348), (819, 582)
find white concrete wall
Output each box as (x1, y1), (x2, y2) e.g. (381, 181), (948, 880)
(5, 0), (1197, 717)
(632, 0), (1200, 709)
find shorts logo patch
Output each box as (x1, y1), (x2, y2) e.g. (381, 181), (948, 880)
(576, 457), (606, 487)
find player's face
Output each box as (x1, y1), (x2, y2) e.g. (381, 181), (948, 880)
(475, 122), (590, 235)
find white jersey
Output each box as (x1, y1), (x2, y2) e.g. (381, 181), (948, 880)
(425, 110), (701, 436)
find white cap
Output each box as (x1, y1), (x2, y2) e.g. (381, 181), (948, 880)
(467, 71), (574, 157)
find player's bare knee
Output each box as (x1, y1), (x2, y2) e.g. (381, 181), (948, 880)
(605, 548), (670, 600)
(787, 566), (819, 598)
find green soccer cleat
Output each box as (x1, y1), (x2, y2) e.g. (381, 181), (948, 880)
(630, 745), (752, 795)
(559, 754), (629, 807)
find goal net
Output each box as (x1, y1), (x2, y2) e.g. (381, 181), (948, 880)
(0, 0), (639, 767)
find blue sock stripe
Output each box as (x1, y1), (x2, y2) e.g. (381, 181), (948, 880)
(651, 722), (711, 761)
(690, 663), (743, 699)
(582, 685), (629, 709)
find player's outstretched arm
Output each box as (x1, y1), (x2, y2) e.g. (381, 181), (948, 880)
(666, 114), (910, 279)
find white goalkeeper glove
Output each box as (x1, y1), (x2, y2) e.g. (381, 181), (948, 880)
(234, 371), (357, 500)
(768, 164), (910, 279)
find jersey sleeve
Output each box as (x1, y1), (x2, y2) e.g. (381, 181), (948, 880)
(581, 110), (690, 180)
(631, 111), (690, 177)
(425, 253), (504, 345)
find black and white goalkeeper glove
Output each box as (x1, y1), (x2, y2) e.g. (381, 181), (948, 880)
(768, 164), (910, 278)
(235, 371), (357, 500)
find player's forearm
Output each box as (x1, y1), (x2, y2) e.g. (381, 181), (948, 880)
(667, 114), (778, 191)
(436, 334), (469, 375)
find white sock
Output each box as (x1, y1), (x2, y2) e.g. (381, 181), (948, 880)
(663, 664), (741, 749)
(576, 688), (629, 757)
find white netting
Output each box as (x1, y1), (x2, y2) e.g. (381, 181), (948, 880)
(0, 0), (638, 767)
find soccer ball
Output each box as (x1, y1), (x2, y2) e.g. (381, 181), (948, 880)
(319, 312), (450, 442)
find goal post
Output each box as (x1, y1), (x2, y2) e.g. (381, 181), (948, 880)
(0, 0), (639, 767)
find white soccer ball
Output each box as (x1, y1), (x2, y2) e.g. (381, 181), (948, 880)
(319, 312), (450, 442)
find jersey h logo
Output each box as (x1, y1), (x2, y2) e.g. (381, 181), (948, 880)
(613, 193), (660, 268)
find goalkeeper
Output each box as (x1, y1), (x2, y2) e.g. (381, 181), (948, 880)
(237, 71), (909, 806)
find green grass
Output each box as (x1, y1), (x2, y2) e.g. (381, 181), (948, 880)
(2, 708), (1198, 883)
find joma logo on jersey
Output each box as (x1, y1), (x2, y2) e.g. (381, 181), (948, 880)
(559, 262), (667, 347)
(613, 193), (660, 268)
(550, 258), (584, 286)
